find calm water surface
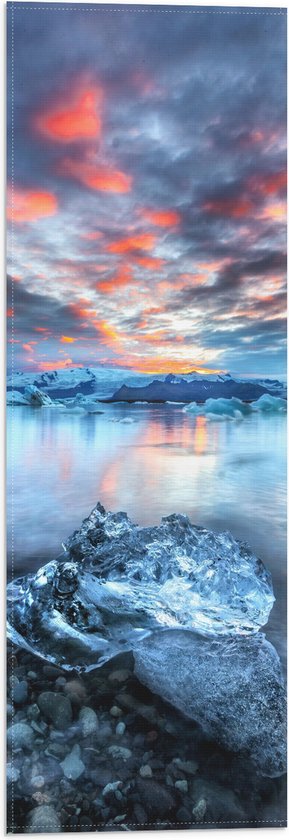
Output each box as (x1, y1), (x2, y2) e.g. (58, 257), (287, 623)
(7, 404), (286, 666)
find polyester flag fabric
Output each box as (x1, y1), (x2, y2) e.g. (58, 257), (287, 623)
(7, 2), (287, 832)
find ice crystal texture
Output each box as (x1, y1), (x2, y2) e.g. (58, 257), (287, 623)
(134, 630), (286, 777)
(7, 503), (274, 671)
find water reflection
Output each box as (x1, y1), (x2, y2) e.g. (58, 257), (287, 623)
(7, 404), (286, 665)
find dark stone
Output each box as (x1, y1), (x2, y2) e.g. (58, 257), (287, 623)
(38, 692), (72, 730)
(90, 767), (113, 787)
(13, 681), (28, 705)
(42, 665), (65, 680)
(68, 816), (79, 829)
(136, 779), (176, 818)
(79, 816), (94, 830)
(176, 806), (192, 823)
(133, 803), (148, 826)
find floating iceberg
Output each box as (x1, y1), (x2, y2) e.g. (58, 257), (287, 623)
(65, 394), (103, 414)
(23, 386), (57, 407)
(6, 386), (56, 407)
(6, 390), (30, 406)
(251, 394), (287, 413)
(184, 394), (287, 420)
(6, 503), (285, 776)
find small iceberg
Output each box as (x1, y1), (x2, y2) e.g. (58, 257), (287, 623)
(251, 394), (287, 413)
(184, 394), (287, 420)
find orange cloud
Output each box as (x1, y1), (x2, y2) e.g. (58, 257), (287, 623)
(7, 308), (13, 317)
(108, 233), (156, 254)
(34, 85), (102, 142)
(23, 343), (35, 353)
(61, 335), (77, 343)
(203, 197), (253, 218)
(94, 320), (123, 346)
(137, 331), (185, 346)
(59, 156), (132, 193)
(143, 305), (163, 316)
(179, 273), (207, 287)
(40, 358), (84, 370)
(197, 258), (230, 273)
(133, 255), (165, 270)
(250, 169), (287, 197)
(259, 202), (286, 222)
(70, 299), (97, 320)
(141, 209), (181, 227)
(35, 327), (50, 333)
(97, 265), (133, 294)
(111, 355), (222, 375)
(7, 188), (58, 223)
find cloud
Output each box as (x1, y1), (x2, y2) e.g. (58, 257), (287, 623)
(141, 209), (181, 227)
(34, 83), (103, 142)
(7, 188), (58, 223)
(59, 154), (132, 193)
(6, 5), (287, 374)
(60, 335), (77, 343)
(41, 358), (83, 370)
(108, 234), (157, 254)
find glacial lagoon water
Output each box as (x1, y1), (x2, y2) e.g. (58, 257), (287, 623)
(7, 403), (286, 668)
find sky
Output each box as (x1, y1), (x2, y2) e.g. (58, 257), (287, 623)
(7, 3), (287, 376)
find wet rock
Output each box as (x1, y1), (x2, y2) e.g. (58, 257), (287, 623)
(173, 758), (198, 775)
(116, 722), (126, 736)
(176, 806), (193, 823)
(55, 676), (67, 689)
(45, 743), (68, 759)
(64, 680), (86, 706)
(108, 745), (132, 761)
(192, 797), (207, 822)
(192, 778), (245, 822)
(139, 765), (153, 778)
(31, 775), (45, 789)
(110, 705), (122, 718)
(7, 764), (20, 784)
(103, 781), (123, 798)
(79, 816), (93, 830)
(27, 703), (40, 721)
(31, 721), (46, 736)
(13, 680), (28, 705)
(90, 767), (113, 787)
(175, 779), (188, 793)
(133, 734), (145, 748)
(133, 803), (148, 826)
(136, 779), (176, 818)
(27, 804), (61, 833)
(42, 665), (64, 680)
(61, 744), (85, 781)
(38, 692), (72, 730)
(7, 722), (35, 750)
(79, 706), (98, 736)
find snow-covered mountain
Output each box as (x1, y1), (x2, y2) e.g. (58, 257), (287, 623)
(6, 366), (286, 403)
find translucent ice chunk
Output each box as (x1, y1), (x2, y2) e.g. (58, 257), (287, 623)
(7, 503), (274, 671)
(134, 629), (286, 777)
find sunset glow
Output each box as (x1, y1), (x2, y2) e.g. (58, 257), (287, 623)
(7, 6), (286, 376)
